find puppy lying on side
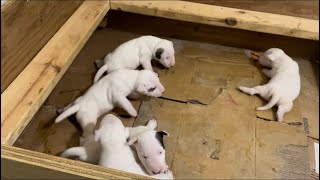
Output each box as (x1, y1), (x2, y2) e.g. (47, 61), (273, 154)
(96, 114), (174, 179)
(94, 35), (175, 83)
(239, 48), (300, 121)
(55, 69), (165, 137)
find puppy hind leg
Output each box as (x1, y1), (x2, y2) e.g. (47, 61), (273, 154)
(277, 102), (293, 122)
(238, 85), (266, 96)
(257, 94), (279, 111)
(77, 113), (98, 138)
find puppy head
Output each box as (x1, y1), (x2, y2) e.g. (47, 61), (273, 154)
(136, 70), (165, 97)
(259, 48), (285, 67)
(154, 40), (175, 68)
(127, 130), (169, 175)
(95, 114), (129, 143)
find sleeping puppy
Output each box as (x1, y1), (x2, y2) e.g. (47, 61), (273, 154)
(96, 114), (174, 179)
(238, 48), (300, 121)
(55, 69), (165, 137)
(94, 35), (175, 83)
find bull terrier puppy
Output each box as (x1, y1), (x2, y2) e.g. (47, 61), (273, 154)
(55, 69), (165, 137)
(127, 119), (169, 175)
(96, 114), (174, 179)
(239, 48), (300, 121)
(94, 35), (175, 83)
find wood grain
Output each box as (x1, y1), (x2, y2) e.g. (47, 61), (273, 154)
(110, 0), (319, 40)
(1, 0), (83, 92)
(1, 0), (110, 145)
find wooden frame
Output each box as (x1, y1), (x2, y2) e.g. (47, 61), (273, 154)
(1, 0), (319, 179)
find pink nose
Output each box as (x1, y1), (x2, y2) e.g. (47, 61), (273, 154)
(151, 165), (166, 174)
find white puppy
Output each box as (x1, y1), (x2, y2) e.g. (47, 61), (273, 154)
(239, 48), (300, 121)
(55, 69), (165, 137)
(94, 35), (175, 83)
(96, 114), (173, 179)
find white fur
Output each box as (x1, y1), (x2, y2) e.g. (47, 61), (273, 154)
(55, 69), (165, 137)
(239, 48), (300, 121)
(96, 114), (174, 179)
(94, 35), (175, 83)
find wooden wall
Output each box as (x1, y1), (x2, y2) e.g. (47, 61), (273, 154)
(186, 0), (319, 20)
(107, 10), (319, 60)
(1, 1), (83, 92)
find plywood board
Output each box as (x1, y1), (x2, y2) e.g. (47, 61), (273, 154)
(1, 0), (82, 92)
(135, 39), (311, 179)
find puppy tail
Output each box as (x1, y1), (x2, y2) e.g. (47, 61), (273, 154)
(60, 147), (86, 160)
(94, 64), (108, 83)
(256, 95), (279, 111)
(55, 104), (80, 123)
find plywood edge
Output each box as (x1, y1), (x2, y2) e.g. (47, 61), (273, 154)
(110, 0), (319, 40)
(1, 0), (110, 145)
(1, 145), (151, 179)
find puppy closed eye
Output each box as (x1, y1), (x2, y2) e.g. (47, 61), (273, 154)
(148, 87), (156, 92)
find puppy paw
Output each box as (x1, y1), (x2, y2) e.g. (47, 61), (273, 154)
(130, 111), (138, 118)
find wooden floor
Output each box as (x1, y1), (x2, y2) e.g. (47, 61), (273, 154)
(14, 28), (319, 179)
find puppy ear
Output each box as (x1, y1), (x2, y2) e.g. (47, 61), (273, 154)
(137, 82), (146, 93)
(127, 137), (138, 145)
(157, 130), (169, 137)
(94, 129), (101, 142)
(155, 48), (164, 60)
(156, 131), (169, 149)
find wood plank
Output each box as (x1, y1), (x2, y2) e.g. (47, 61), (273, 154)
(110, 1), (319, 40)
(1, 145), (149, 179)
(186, 0), (319, 20)
(1, 0), (110, 145)
(1, 0), (83, 92)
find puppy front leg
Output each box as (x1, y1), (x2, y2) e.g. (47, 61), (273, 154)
(117, 97), (137, 117)
(140, 58), (153, 71)
(146, 119), (157, 130)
